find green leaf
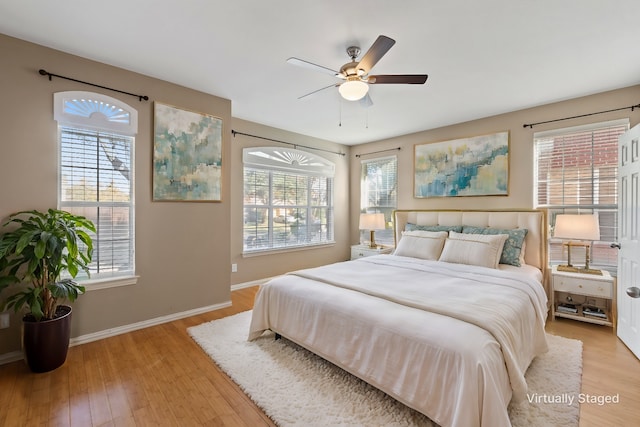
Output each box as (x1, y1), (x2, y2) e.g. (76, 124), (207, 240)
(15, 230), (38, 255)
(67, 259), (78, 278)
(35, 238), (46, 259)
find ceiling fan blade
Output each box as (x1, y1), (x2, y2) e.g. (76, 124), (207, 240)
(359, 93), (373, 108)
(357, 35), (396, 74)
(286, 57), (339, 76)
(298, 83), (338, 99)
(368, 74), (428, 84)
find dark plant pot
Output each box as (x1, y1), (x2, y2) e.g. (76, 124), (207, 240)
(22, 305), (72, 373)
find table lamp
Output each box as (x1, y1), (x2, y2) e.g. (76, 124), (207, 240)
(359, 213), (386, 249)
(553, 214), (602, 275)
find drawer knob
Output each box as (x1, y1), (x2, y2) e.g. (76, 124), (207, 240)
(578, 284), (583, 288)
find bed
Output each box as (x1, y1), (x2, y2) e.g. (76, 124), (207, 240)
(249, 209), (549, 427)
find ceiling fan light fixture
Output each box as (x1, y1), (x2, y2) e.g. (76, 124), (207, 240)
(339, 79), (369, 101)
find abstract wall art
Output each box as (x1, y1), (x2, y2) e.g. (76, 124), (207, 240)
(414, 131), (509, 198)
(153, 102), (223, 201)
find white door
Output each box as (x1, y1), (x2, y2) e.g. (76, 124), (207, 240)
(617, 124), (640, 360)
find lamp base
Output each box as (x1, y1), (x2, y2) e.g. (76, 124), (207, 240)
(557, 265), (603, 275)
(368, 230), (378, 249)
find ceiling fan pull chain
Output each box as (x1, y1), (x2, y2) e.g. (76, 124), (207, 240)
(338, 97), (342, 127)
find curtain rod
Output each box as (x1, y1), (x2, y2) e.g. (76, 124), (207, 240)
(355, 147), (401, 158)
(39, 69), (149, 102)
(231, 130), (346, 156)
(523, 103), (640, 129)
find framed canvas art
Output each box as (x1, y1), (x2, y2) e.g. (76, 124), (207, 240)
(153, 102), (223, 201)
(414, 131), (509, 198)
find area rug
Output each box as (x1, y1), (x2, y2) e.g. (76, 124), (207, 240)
(188, 311), (582, 427)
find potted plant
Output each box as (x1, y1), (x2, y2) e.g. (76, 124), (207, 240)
(0, 209), (95, 372)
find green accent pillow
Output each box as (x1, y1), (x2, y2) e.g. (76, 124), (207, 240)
(461, 226), (528, 266)
(405, 223), (463, 233)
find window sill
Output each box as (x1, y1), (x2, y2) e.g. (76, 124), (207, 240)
(82, 275), (139, 291)
(243, 241), (336, 257)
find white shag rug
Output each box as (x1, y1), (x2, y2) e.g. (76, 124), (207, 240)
(188, 311), (582, 427)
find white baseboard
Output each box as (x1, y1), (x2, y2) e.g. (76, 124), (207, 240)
(0, 350), (23, 365)
(70, 300), (232, 346)
(0, 300), (231, 365)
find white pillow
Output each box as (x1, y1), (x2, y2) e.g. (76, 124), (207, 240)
(403, 230), (448, 239)
(439, 232), (509, 269)
(394, 230), (448, 260)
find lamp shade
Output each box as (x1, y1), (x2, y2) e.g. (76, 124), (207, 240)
(359, 213), (385, 230)
(554, 214), (600, 241)
(338, 79), (369, 101)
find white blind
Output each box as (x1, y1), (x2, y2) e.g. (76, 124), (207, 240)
(360, 156), (397, 246)
(534, 119), (628, 271)
(59, 126), (135, 279)
(243, 165), (334, 253)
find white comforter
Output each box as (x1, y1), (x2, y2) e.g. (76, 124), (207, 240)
(249, 255), (548, 427)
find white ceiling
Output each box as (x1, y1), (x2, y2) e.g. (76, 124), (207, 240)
(2, 0), (640, 145)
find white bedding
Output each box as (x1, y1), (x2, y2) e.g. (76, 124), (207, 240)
(249, 255), (548, 427)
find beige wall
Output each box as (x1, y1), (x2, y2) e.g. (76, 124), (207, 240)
(350, 85), (640, 244)
(0, 34), (350, 356)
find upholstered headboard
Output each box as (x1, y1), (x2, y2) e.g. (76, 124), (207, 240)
(393, 209), (548, 272)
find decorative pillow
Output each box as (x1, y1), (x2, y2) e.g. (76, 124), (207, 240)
(394, 230), (448, 260)
(519, 240), (527, 266)
(440, 232), (509, 269)
(461, 226), (528, 267)
(405, 223), (463, 233)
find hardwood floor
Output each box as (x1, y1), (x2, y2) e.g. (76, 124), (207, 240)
(545, 318), (640, 427)
(1, 286), (638, 427)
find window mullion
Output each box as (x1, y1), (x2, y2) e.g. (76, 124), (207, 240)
(268, 171), (274, 246)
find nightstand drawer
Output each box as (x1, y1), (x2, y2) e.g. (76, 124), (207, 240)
(554, 275), (612, 298)
(351, 247), (368, 259)
(351, 245), (393, 260)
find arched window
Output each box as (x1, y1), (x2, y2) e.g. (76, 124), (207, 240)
(243, 147), (335, 253)
(54, 91), (137, 286)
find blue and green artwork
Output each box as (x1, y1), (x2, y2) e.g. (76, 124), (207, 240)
(153, 102), (223, 201)
(414, 131), (509, 198)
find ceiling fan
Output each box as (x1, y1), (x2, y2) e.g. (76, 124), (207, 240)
(287, 35), (428, 105)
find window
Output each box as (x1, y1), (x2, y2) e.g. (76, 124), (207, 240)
(360, 156), (397, 246)
(534, 119), (629, 272)
(54, 91), (137, 284)
(243, 147), (335, 253)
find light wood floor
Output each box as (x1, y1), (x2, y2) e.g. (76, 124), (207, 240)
(1, 286), (639, 427)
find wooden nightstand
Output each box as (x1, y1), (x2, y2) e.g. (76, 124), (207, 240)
(350, 244), (393, 260)
(551, 265), (614, 327)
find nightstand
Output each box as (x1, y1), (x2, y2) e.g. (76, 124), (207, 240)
(551, 265), (614, 327)
(350, 244), (393, 260)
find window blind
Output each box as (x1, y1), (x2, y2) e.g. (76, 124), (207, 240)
(59, 126), (135, 279)
(360, 156), (397, 246)
(534, 119), (628, 272)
